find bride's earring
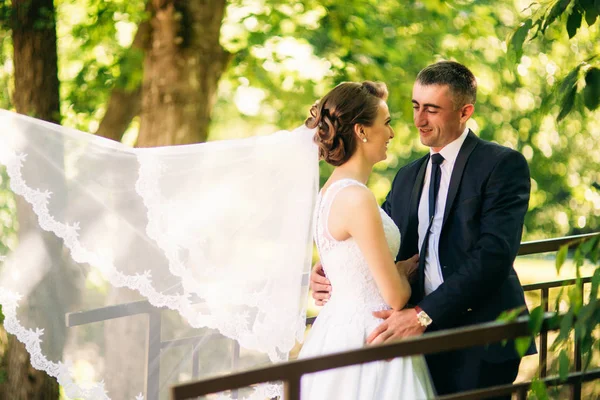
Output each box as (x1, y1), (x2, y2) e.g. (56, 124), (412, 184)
(360, 129), (367, 143)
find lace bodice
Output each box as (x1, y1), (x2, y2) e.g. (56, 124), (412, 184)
(314, 179), (401, 313)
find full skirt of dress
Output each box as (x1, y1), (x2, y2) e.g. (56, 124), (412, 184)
(298, 302), (435, 400)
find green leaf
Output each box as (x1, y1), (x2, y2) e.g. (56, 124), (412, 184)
(543, 0), (573, 33)
(585, 6), (599, 26)
(497, 305), (525, 322)
(590, 267), (600, 301)
(573, 246), (584, 269)
(567, 8), (583, 38)
(555, 244), (569, 273)
(558, 64), (583, 94)
(558, 309), (574, 341)
(553, 287), (565, 312)
(583, 67), (600, 110)
(528, 305), (545, 335)
(530, 378), (550, 400)
(558, 85), (577, 121)
(579, 236), (599, 255)
(558, 349), (570, 381)
(515, 336), (532, 357)
(509, 19), (533, 61)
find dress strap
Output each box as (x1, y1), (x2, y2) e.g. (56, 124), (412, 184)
(315, 179), (367, 252)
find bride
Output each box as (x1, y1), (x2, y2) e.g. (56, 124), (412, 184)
(0, 80), (433, 399)
(298, 81), (434, 399)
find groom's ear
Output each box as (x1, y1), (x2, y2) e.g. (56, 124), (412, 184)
(460, 104), (475, 123)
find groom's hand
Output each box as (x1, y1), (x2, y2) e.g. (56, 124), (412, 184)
(396, 254), (419, 283)
(310, 261), (331, 306)
(366, 309), (426, 345)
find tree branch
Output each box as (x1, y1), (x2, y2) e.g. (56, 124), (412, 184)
(95, 20), (150, 142)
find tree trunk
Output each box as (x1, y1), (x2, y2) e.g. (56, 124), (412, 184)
(11, 0), (60, 123)
(137, 0), (231, 147)
(1, 0), (62, 398)
(102, 2), (231, 396)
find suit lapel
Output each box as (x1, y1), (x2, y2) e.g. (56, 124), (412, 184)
(441, 130), (478, 229)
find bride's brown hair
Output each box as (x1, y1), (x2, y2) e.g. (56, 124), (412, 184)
(305, 81), (388, 166)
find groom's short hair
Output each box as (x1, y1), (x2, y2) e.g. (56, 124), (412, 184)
(416, 61), (477, 109)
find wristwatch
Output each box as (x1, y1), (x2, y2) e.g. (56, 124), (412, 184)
(414, 305), (432, 327)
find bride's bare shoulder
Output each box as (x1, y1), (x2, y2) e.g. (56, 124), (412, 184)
(327, 182), (378, 213)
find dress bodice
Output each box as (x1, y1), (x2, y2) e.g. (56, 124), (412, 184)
(314, 179), (401, 313)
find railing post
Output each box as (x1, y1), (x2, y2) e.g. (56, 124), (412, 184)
(516, 386), (528, 400)
(284, 375), (301, 400)
(540, 287), (549, 378)
(572, 280), (585, 400)
(146, 309), (162, 400)
(192, 344), (200, 379)
(232, 340), (240, 400)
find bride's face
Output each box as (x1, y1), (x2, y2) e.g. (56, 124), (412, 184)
(361, 100), (394, 163)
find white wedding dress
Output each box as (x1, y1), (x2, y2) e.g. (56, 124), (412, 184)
(298, 179), (435, 400)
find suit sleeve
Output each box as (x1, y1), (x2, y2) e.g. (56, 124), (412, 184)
(381, 185), (393, 217)
(418, 150), (531, 328)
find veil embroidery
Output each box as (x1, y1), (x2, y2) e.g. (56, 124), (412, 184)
(0, 109), (318, 399)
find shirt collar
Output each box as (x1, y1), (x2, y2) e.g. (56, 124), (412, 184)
(430, 127), (469, 166)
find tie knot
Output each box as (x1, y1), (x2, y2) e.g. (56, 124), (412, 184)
(431, 153), (444, 165)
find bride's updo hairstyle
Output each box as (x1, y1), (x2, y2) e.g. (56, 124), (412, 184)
(305, 81), (388, 166)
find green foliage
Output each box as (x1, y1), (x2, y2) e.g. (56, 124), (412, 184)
(509, 18), (532, 62)
(508, 0), (600, 120)
(530, 378), (550, 400)
(0, 0), (597, 237)
(555, 244), (569, 272)
(583, 67), (600, 109)
(550, 237), (600, 386)
(57, 0), (147, 130)
(515, 335), (533, 357)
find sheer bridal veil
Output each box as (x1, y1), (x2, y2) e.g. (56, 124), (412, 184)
(0, 109), (319, 399)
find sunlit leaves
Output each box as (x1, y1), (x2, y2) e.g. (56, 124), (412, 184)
(508, 19), (532, 62)
(542, 0), (572, 35)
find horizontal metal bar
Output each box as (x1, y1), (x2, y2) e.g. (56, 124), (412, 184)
(160, 335), (216, 350)
(437, 368), (600, 400)
(171, 313), (562, 398)
(66, 299), (157, 327)
(523, 276), (592, 291)
(517, 232), (599, 256)
(65, 233), (597, 327)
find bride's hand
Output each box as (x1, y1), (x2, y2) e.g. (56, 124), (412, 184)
(396, 254), (419, 283)
(310, 261), (331, 306)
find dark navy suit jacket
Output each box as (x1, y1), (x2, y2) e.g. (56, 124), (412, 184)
(382, 130), (536, 362)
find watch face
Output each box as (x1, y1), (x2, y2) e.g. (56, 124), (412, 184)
(418, 312), (432, 326)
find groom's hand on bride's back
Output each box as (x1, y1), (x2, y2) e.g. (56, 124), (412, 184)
(396, 254), (419, 283)
(310, 261), (331, 306)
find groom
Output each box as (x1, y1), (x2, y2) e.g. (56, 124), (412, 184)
(310, 61), (535, 397)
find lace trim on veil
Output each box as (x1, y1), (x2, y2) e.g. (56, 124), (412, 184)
(0, 114), (318, 399)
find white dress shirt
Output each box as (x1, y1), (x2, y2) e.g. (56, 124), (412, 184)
(418, 127), (469, 296)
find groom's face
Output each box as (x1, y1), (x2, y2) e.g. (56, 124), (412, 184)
(412, 83), (465, 152)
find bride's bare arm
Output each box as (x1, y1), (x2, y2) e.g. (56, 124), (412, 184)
(329, 186), (411, 310)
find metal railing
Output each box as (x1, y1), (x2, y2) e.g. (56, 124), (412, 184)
(64, 232), (600, 400)
(168, 231), (600, 400)
(170, 314), (600, 400)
